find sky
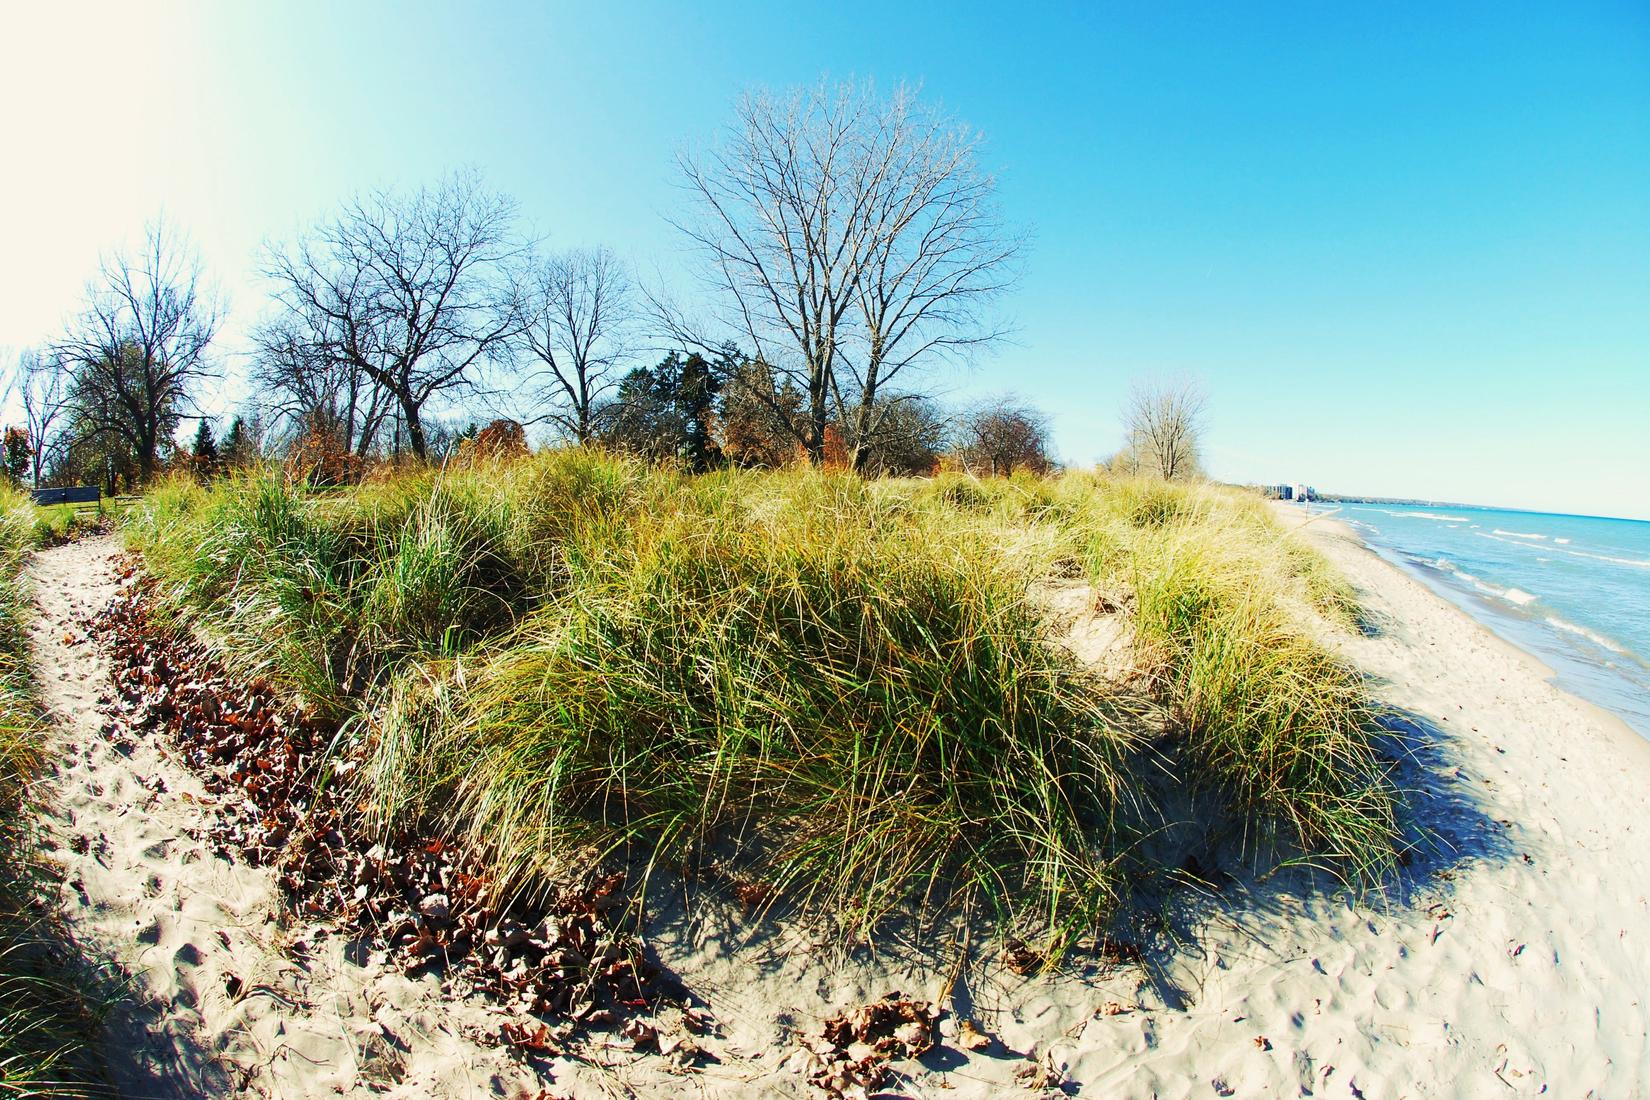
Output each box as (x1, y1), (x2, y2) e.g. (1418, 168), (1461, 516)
(2, 1), (1647, 518)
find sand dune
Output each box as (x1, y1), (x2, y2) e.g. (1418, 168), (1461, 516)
(26, 518), (1650, 1097)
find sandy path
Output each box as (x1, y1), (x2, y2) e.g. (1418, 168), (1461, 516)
(27, 536), (553, 1099)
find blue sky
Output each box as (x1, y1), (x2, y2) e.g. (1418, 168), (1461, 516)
(2, 1), (1647, 517)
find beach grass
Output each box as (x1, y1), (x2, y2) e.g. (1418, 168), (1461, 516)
(125, 453), (1397, 942)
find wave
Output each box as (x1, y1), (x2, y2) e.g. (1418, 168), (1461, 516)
(1375, 509), (1470, 523)
(1479, 531), (1650, 569)
(1560, 547), (1650, 568)
(1545, 615), (1629, 655)
(1555, 538), (1571, 544)
(1429, 557), (1538, 607)
(1493, 529), (1545, 540)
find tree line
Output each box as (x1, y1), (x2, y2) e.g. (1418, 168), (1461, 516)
(6, 80), (1204, 492)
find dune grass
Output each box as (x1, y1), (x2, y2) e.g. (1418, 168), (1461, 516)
(0, 486), (110, 1097)
(126, 453), (1397, 943)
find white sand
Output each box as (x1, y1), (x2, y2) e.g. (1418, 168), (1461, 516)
(30, 537), (556, 1098)
(27, 517), (1650, 1097)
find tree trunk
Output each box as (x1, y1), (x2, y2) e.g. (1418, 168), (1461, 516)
(400, 394), (428, 460)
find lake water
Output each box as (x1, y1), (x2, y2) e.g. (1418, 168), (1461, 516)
(1299, 501), (1650, 740)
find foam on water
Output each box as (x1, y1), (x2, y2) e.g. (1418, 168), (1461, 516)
(1322, 501), (1650, 739)
(1546, 616), (1632, 657)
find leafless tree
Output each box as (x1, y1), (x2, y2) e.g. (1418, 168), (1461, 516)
(263, 172), (524, 460)
(514, 247), (634, 443)
(1122, 377), (1206, 481)
(849, 392), (950, 476)
(955, 398), (1052, 477)
(249, 318), (390, 457)
(835, 87), (1019, 472)
(676, 79), (1017, 467)
(53, 220), (220, 482)
(12, 349), (71, 487)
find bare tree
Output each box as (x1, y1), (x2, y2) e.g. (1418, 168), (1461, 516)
(1122, 377), (1206, 481)
(955, 398), (1052, 476)
(250, 317), (389, 457)
(13, 349), (70, 487)
(54, 221), (220, 482)
(836, 88), (1019, 472)
(263, 172), (524, 460)
(676, 79), (1017, 467)
(515, 247), (634, 443)
(850, 392), (950, 476)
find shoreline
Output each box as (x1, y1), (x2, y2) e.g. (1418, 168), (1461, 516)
(1288, 500), (1650, 743)
(1279, 503), (1650, 764)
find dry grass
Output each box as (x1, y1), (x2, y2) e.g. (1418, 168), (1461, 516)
(126, 454), (1397, 946)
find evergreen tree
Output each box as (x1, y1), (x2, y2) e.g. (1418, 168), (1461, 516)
(676, 352), (723, 472)
(191, 417), (219, 478)
(596, 351), (726, 470)
(3, 427), (31, 485)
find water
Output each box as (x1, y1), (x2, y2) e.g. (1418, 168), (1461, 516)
(1299, 501), (1650, 739)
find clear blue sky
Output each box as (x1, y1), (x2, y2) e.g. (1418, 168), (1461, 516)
(3, 1), (1647, 517)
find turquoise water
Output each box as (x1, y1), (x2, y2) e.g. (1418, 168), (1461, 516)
(1299, 501), (1650, 739)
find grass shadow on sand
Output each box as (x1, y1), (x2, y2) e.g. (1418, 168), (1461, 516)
(630, 703), (1519, 1049)
(1102, 706), (1519, 1016)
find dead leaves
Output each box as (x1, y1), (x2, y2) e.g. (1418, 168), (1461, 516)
(954, 1017), (993, 1051)
(1014, 1049), (1066, 1090)
(801, 994), (938, 1098)
(500, 1020), (561, 1055)
(1002, 938), (1044, 976)
(94, 577), (665, 1057)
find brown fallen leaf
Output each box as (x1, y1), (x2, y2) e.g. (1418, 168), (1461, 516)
(1002, 938), (1043, 976)
(621, 1016), (660, 1051)
(500, 1021), (558, 1054)
(1014, 1051), (1063, 1089)
(955, 1017), (992, 1051)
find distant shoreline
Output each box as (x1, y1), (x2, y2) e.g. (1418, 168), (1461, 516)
(1282, 502), (1650, 744)
(1292, 494), (1650, 526)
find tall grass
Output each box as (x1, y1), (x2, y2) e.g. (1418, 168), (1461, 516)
(1068, 476), (1394, 874)
(127, 454), (1397, 942)
(0, 486), (109, 1097)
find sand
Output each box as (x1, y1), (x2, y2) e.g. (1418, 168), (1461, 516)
(25, 517), (1650, 1098)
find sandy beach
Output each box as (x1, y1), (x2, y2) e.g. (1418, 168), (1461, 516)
(27, 514), (1650, 1098)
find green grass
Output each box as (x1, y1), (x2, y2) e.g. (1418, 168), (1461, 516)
(28, 499), (120, 547)
(0, 486), (110, 1097)
(126, 453), (1397, 945)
